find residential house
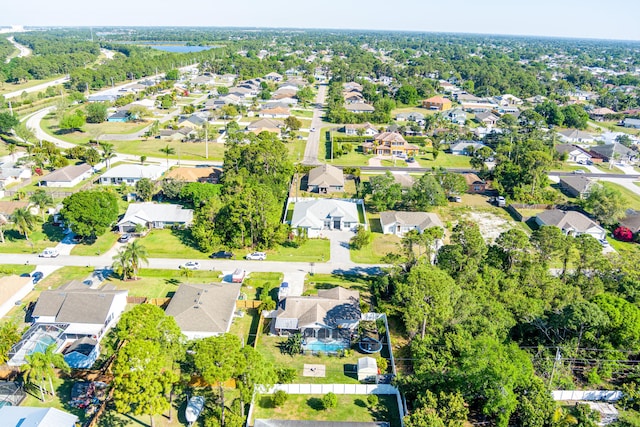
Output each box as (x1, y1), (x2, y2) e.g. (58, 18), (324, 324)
(99, 164), (166, 186)
(159, 127), (196, 141)
(623, 118), (640, 129)
(165, 283), (241, 339)
(559, 176), (595, 199)
(557, 129), (596, 144)
(460, 102), (499, 113)
(258, 106), (291, 118)
(165, 166), (221, 183)
(307, 164), (344, 194)
(343, 82), (363, 92)
(87, 94), (117, 103)
(589, 107), (616, 121)
(535, 210), (606, 240)
(589, 142), (637, 163)
(344, 122), (378, 136)
(379, 211), (444, 237)
(449, 141), (490, 156)
(217, 94), (244, 106)
(246, 118), (283, 135)
(475, 111), (499, 127)
(555, 144), (593, 164)
(391, 173), (415, 189)
(362, 132), (419, 157)
(455, 93), (484, 103)
(525, 95), (548, 105)
(0, 162), (31, 189)
(422, 95), (452, 111)
(178, 114), (208, 130)
(289, 198), (364, 238)
(39, 163), (92, 188)
(273, 287), (361, 340)
(116, 202), (194, 233)
(438, 80), (459, 93)
(345, 103), (375, 113)
(265, 72), (283, 82)
(107, 110), (130, 123)
(0, 201), (29, 218)
(190, 75), (216, 86)
(344, 91), (365, 104)
(464, 173), (487, 193)
(0, 406), (78, 427)
(619, 211), (640, 234)
(62, 337), (100, 369)
(446, 108), (467, 125)
(493, 94), (523, 106)
(272, 89), (298, 101)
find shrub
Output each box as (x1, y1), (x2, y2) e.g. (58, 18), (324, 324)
(276, 368), (297, 383)
(272, 390), (288, 407)
(367, 394), (379, 407)
(614, 226), (633, 242)
(322, 392), (338, 410)
(376, 356), (388, 374)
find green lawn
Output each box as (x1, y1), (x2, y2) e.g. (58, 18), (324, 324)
(110, 138), (227, 162)
(22, 378), (89, 424)
(594, 163), (625, 174)
(70, 232), (119, 256)
(139, 228), (208, 259)
(0, 222), (66, 254)
(41, 112), (150, 144)
(257, 336), (362, 384)
(244, 272), (283, 300)
(304, 273), (373, 299)
(550, 164), (588, 173)
(292, 109), (314, 118)
(0, 264), (36, 277)
(416, 152), (472, 168)
(268, 239), (330, 262)
(106, 268), (224, 298)
(351, 233), (400, 264)
(252, 393), (401, 427)
(286, 137), (307, 163)
(381, 159), (407, 167)
(229, 308), (259, 346)
(0, 75), (64, 96)
(601, 181), (640, 210)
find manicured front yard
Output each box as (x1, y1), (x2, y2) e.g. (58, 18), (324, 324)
(106, 268), (224, 298)
(268, 239), (330, 262)
(110, 138), (227, 162)
(139, 228), (208, 259)
(416, 152), (472, 168)
(0, 223), (65, 254)
(70, 232), (119, 256)
(350, 233), (400, 264)
(601, 181), (640, 210)
(252, 393), (401, 427)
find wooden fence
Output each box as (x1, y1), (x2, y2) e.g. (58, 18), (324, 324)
(126, 296), (171, 308)
(236, 300), (262, 309)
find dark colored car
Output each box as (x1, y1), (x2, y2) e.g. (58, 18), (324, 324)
(210, 251), (234, 259)
(32, 272), (44, 284)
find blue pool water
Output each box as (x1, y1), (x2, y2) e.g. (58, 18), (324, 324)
(303, 340), (348, 352)
(28, 335), (56, 355)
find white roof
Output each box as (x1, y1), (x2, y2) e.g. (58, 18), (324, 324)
(0, 406), (78, 427)
(117, 202), (193, 226)
(291, 199), (360, 229)
(358, 356), (377, 371)
(101, 164), (166, 180)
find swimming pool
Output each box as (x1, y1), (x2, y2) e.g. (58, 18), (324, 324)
(28, 335), (56, 356)
(302, 340), (349, 353)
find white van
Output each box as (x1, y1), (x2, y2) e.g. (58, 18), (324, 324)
(39, 248), (59, 258)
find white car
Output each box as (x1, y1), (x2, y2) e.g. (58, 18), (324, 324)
(180, 261), (200, 270)
(246, 252), (267, 261)
(599, 239), (610, 247)
(310, 127), (316, 132)
(39, 248), (59, 258)
(573, 170), (586, 174)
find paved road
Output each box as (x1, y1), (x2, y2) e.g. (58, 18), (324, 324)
(302, 84), (328, 165)
(3, 76), (70, 100)
(5, 36), (31, 64)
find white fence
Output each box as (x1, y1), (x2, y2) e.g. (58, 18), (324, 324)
(247, 383), (405, 427)
(552, 390), (623, 402)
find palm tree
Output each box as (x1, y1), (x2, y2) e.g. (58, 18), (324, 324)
(29, 189), (53, 220)
(159, 144), (175, 169)
(99, 142), (116, 169)
(112, 247), (132, 281)
(22, 343), (69, 401)
(12, 207), (37, 240)
(179, 265), (193, 281)
(124, 240), (149, 280)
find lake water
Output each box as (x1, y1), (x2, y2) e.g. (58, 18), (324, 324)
(149, 45), (215, 53)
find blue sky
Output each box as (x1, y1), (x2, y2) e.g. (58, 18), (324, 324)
(4, 0), (640, 41)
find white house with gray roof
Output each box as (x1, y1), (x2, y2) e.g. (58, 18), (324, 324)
(99, 164), (166, 186)
(307, 164), (344, 194)
(116, 202), (193, 233)
(379, 211), (444, 237)
(289, 198), (364, 238)
(535, 209), (606, 240)
(40, 163), (92, 187)
(165, 283), (240, 340)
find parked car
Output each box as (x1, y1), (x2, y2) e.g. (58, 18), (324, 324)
(310, 127), (316, 132)
(278, 282), (289, 301)
(599, 239), (610, 247)
(210, 251), (234, 259)
(246, 252), (267, 261)
(180, 261), (201, 270)
(496, 196), (506, 207)
(232, 268), (246, 283)
(573, 169), (586, 174)
(407, 157), (415, 163)
(31, 271), (44, 284)
(448, 196), (462, 203)
(118, 233), (131, 243)
(39, 248), (59, 258)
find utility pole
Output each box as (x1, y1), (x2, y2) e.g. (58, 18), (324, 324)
(8, 101), (12, 116)
(204, 124), (208, 159)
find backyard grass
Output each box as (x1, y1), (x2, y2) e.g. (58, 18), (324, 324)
(229, 308), (259, 346)
(139, 228), (208, 258)
(22, 377), (89, 424)
(70, 232), (119, 256)
(601, 181), (640, 210)
(268, 239), (330, 262)
(252, 393), (401, 427)
(106, 268), (224, 298)
(257, 336), (362, 384)
(351, 233), (400, 264)
(0, 222), (66, 254)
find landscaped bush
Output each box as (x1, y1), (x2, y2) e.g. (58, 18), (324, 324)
(614, 226), (633, 242)
(322, 392), (338, 410)
(367, 394), (379, 407)
(272, 390), (288, 407)
(276, 368), (297, 383)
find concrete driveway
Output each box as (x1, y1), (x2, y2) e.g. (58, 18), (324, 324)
(324, 230), (355, 263)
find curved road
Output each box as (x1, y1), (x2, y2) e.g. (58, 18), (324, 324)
(5, 36), (31, 63)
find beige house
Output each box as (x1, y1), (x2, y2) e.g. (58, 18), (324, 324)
(307, 164), (344, 194)
(362, 132), (419, 157)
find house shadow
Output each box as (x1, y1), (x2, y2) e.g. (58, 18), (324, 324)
(344, 363), (358, 380)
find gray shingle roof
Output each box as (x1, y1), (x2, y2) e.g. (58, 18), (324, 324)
(308, 164), (344, 188)
(42, 164), (91, 183)
(379, 211), (443, 231)
(536, 209), (602, 234)
(165, 283), (240, 335)
(559, 176), (593, 193)
(274, 287), (360, 330)
(33, 287), (127, 324)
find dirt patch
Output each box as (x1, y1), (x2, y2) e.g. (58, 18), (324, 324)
(463, 211), (513, 242)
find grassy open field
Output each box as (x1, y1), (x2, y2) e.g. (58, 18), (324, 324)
(41, 111), (150, 144)
(110, 138), (227, 162)
(351, 233), (400, 264)
(0, 75), (64, 96)
(252, 393), (401, 427)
